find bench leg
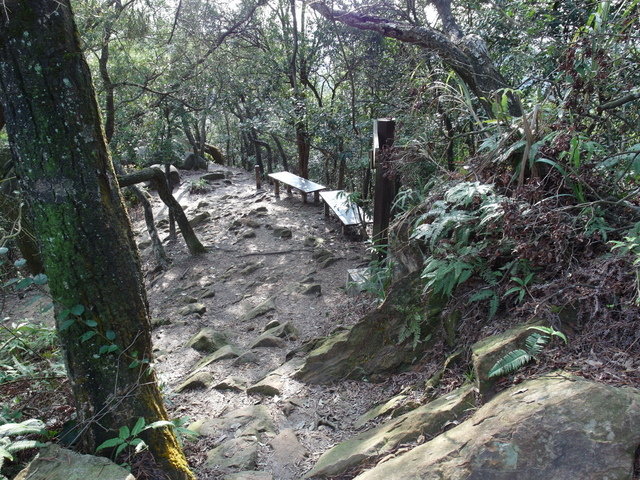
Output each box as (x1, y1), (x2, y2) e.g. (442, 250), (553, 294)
(274, 181), (280, 197)
(302, 190), (308, 203)
(286, 185), (292, 196)
(324, 201), (330, 217)
(314, 191), (320, 203)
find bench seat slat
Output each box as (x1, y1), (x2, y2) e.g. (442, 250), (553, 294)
(268, 171), (325, 193)
(320, 190), (370, 226)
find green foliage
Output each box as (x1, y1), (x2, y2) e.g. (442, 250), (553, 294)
(397, 312), (432, 349)
(187, 178), (210, 194)
(357, 253), (393, 302)
(488, 326), (568, 378)
(410, 182), (511, 306)
(609, 223), (640, 304)
(503, 272), (535, 304)
(468, 288), (500, 321)
(0, 418), (47, 474)
(96, 417), (197, 463)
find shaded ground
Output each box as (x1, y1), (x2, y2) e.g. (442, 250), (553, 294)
(0, 164), (419, 479)
(134, 165), (415, 479)
(6, 163), (639, 479)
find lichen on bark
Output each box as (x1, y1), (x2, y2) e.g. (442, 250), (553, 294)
(0, 2), (194, 479)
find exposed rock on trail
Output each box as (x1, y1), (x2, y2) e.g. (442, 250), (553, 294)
(137, 165), (640, 480)
(11, 164), (640, 480)
(138, 165), (377, 478)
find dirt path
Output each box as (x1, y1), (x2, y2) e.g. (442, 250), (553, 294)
(135, 165), (394, 479)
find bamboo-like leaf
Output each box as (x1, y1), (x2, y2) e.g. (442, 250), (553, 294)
(131, 417), (146, 437)
(96, 437), (124, 452)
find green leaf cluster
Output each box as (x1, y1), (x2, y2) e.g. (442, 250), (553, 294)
(96, 417), (195, 461)
(410, 182), (509, 304)
(0, 418), (47, 474)
(488, 326), (568, 378)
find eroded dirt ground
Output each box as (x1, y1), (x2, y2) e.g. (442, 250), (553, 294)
(1, 164), (426, 479)
(133, 165), (403, 479)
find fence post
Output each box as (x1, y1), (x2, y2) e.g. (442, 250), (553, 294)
(372, 118), (395, 259)
(255, 165), (261, 190)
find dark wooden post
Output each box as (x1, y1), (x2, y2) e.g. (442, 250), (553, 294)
(372, 118), (395, 258)
(255, 165), (261, 189)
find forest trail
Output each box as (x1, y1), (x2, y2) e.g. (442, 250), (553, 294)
(137, 164), (399, 479)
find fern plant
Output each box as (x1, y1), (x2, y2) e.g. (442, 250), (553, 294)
(411, 182), (511, 305)
(0, 419), (47, 474)
(488, 326), (568, 378)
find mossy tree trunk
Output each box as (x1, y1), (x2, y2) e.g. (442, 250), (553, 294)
(0, 2), (194, 479)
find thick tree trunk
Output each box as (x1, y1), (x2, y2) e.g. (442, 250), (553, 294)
(310, 1), (522, 117)
(118, 168), (207, 254)
(0, 3), (194, 479)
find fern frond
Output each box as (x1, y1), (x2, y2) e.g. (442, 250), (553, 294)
(525, 332), (549, 356)
(489, 294), (500, 320)
(444, 181), (493, 207)
(488, 349), (533, 378)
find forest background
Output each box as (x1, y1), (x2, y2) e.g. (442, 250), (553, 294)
(0, 0), (639, 478)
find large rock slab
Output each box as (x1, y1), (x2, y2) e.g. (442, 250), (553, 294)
(350, 374), (640, 480)
(14, 444), (134, 480)
(185, 327), (230, 353)
(295, 273), (444, 383)
(303, 384), (475, 478)
(191, 405), (276, 472)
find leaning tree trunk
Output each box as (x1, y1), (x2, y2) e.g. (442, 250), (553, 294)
(118, 167), (207, 254)
(0, 3), (194, 479)
(310, 1), (521, 117)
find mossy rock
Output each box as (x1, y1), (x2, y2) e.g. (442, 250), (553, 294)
(295, 272), (444, 384)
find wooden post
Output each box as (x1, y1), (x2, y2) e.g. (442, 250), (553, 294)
(255, 165), (261, 189)
(372, 119), (395, 259)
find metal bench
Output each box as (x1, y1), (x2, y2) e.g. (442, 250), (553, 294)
(268, 171), (326, 203)
(320, 190), (371, 234)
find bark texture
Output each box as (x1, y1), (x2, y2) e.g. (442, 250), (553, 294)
(0, 2), (194, 478)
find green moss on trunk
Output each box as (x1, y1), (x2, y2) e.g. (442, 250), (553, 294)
(0, 3), (194, 478)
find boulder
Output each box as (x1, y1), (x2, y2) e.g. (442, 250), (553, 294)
(202, 171), (226, 181)
(181, 153), (208, 170)
(14, 444), (134, 480)
(193, 344), (242, 370)
(349, 374), (640, 480)
(239, 297), (276, 322)
(269, 429), (308, 479)
(471, 321), (546, 400)
(295, 273), (443, 383)
(186, 328), (229, 353)
(189, 211), (211, 227)
(178, 302), (206, 316)
(303, 384), (475, 478)
(247, 358), (305, 397)
(174, 371), (214, 393)
(192, 405), (276, 471)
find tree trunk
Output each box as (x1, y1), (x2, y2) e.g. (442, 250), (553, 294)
(310, 1), (521, 117)
(0, 3), (195, 479)
(118, 168), (207, 255)
(253, 138), (273, 174)
(271, 133), (289, 171)
(289, 0), (311, 178)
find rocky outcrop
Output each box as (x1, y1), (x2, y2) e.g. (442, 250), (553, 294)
(303, 384), (475, 478)
(295, 273), (445, 383)
(14, 444), (134, 480)
(305, 374), (640, 480)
